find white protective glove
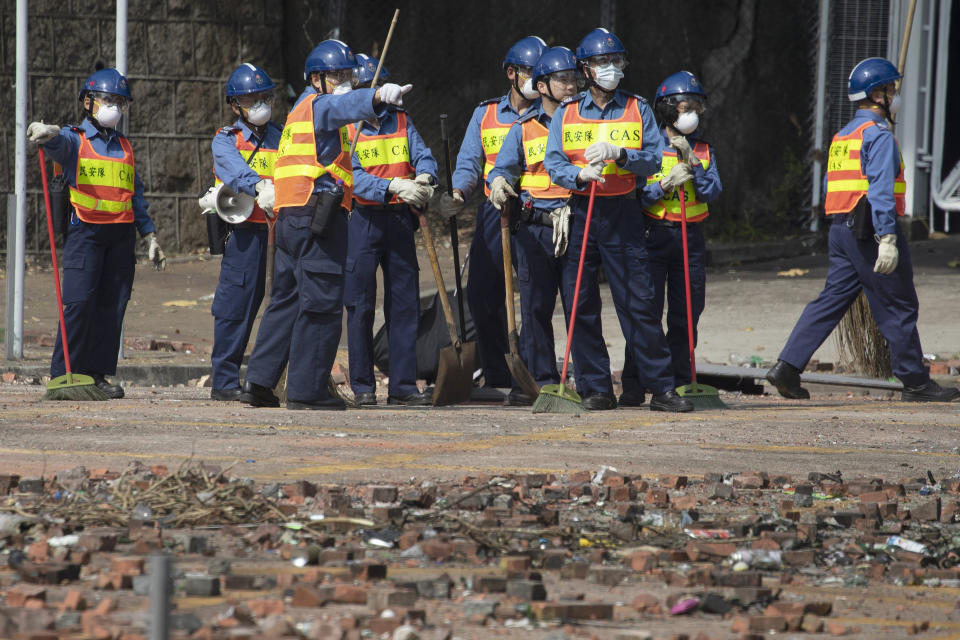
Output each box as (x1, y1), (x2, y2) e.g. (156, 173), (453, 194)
(255, 179), (275, 215)
(145, 232), (166, 271)
(549, 205), (572, 257)
(660, 162), (694, 192)
(584, 141), (622, 164)
(669, 134), (697, 166)
(439, 190), (465, 219)
(378, 83), (413, 107)
(198, 186), (218, 213)
(27, 122), (60, 144)
(388, 178), (431, 208)
(488, 175), (518, 211)
(577, 161), (606, 184)
(873, 234), (898, 274)
(413, 173), (437, 204)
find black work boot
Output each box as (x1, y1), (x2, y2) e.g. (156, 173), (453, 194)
(618, 389), (646, 407)
(239, 381), (280, 407)
(649, 390), (694, 412)
(387, 390), (433, 406)
(91, 374), (124, 399)
(354, 392), (377, 406)
(901, 380), (960, 402)
(765, 360), (810, 399)
(504, 390), (534, 406)
(287, 396), (347, 410)
(582, 393), (617, 410)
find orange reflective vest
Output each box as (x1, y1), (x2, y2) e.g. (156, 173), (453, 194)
(644, 142), (711, 222)
(560, 95), (645, 197)
(824, 121), (905, 216)
(69, 134), (135, 224)
(274, 93), (353, 210)
(345, 112), (416, 206)
(479, 102), (513, 196)
(213, 130), (277, 224)
(518, 117), (570, 201)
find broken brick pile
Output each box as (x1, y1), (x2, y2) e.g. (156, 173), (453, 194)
(0, 464), (956, 639)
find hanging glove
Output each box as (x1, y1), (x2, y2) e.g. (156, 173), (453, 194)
(439, 190), (466, 219)
(27, 122), (60, 144)
(584, 141), (622, 164)
(577, 161), (606, 184)
(873, 234), (898, 274)
(488, 175), (518, 211)
(377, 83), (413, 106)
(413, 173), (437, 204)
(388, 178), (431, 208)
(254, 179), (275, 214)
(198, 186), (218, 213)
(145, 232), (166, 271)
(669, 134), (697, 166)
(550, 205), (572, 257)
(660, 162), (694, 192)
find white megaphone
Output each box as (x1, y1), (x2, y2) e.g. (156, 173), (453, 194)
(197, 184), (254, 224)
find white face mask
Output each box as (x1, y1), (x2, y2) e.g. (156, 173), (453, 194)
(520, 77), (539, 100)
(888, 93), (902, 115)
(674, 111), (699, 134)
(332, 82), (352, 95)
(95, 103), (122, 129)
(592, 64), (624, 91)
(244, 101), (272, 126)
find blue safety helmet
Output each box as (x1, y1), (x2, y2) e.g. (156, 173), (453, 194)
(503, 36), (548, 70)
(848, 57), (901, 101)
(353, 53), (390, 87)
(576, 28), (626, 60)
(225, 63), (276, 98)
(304, 39), (356, 80)
(654, 71), (706, 104)
(533, 46), (577, 84)
(78, 68), (132, 101)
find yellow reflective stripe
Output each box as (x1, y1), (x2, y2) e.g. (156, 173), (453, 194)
(826, 138), (863, 171)
(68, 187), (132, 213)
(279, 143), (317, 156)
(284, 121), (314, 135)
(481, 127), (511, 155)
(829, 159), (862, 171)
(483, 162), (495, 177)
(239, 148), (276, 175)
(562, 122), (643, 151)
(826, 179), (870, 192)
(354, 137), (410, 168)
(520, 174), (550, 189)
(328, 162), (353, 186)
(894, 181), (906, 194)
(76, 158), (134, 191)
(524, 135), (547, 164)
(274, 164), (323, 180)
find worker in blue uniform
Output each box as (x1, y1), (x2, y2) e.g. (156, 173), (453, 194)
(543, 28), (693, 412)
(768, 57), (960, 403)
(440, 36), (548, 390)
(27, 68), (165, 399)
(239, 40), (413, 410)
(486, 46), (579, 406)
(208, 63), (282, 401)
(619, 71), (722, 406)
(344, 54), (437, 406)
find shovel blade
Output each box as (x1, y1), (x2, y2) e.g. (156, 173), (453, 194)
(432, 342), (476, 406)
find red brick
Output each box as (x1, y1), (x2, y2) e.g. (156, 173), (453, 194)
(752, 538), (780, 550)
(332, 584), (368, 604)
(764, 602), (804, 617)
(421, 538), (453, 561)
(672, 494), (698, 510)
(368, 617), (400, 635)
(730, 615), (787, 633)
(627, 551), (658, 572)
(658, 475), (687, 489)
(109, 556), (144, 576)
(686, 541), (736, 562)
(6, 584), (46, 607)
(826, 621), (852, 635)
(246, 598), (284, 617)
(631, 593), (661, 613)
(291, 585), (333, 608)
(26, 541), (50, 562)
(500, 555), (531, 572)
(567, 471), (591, 483)
(60, 589), (86, 611)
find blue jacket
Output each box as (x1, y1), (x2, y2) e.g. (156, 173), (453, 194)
(211, 119), (283, 197)
(640, 125), (722, 209)
(487, 100), (568, 211)
(351, 108), (438, 205)
(41, 117), (155, 235)
(452, 93), (529, 197)
(544, 89), (663, 192)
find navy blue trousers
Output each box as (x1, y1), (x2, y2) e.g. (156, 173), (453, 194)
(344, 206), (420, 397)
(622, 221), (706, 393)
(466, 199), (510, 387)
(244, 206), (348, 402)
(51, 219), (135, 378)
(210, 225), (268, 391)
(512, 220), (569, 389)
(562, 195), (674, 396)
(779, 216), (928, 387)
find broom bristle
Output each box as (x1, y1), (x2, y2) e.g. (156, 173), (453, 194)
(43, 384), (109, 401)
(532, 385), (581, 415)
(835, 292), (892, 378)
(687, 394), (727, 410)
(676, 383), (727, 410)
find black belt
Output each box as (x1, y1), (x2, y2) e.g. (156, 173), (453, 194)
(231, 221), (267, 230)
(357, 202), (411, 213)
(646, 216), (701, 228)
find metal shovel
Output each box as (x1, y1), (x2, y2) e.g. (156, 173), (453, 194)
(500, 198), (541, 399)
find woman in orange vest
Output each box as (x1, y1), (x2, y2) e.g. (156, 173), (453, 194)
(27, 68), (164, 399)
(619, 71), (722, 406)
(767, 58), (959, 403)
(343, 54), (437, 407)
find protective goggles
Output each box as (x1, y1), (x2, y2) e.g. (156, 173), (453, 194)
(234, 91), (273, 108)
(665, 94), (706, 113)
(546, 70), (577, 85)
(89, 91), (129, 111)
(587, 54), (628, 69)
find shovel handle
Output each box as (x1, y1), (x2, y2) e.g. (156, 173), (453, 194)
(500, 201), (518, 335)
(416, 208), (460, 348)
(679, 187), (697, 384)
(38, 148), (74, 381)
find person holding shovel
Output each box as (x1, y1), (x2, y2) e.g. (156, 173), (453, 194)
(26, 68), (166, 399)
(486, 46), (578, 406)
(343, 54), (437, 407)
(767, 58), (960, 403)
(207, 63), (281, 401)
(543, 28), (693, 413)
(618, 71), (722, 406)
